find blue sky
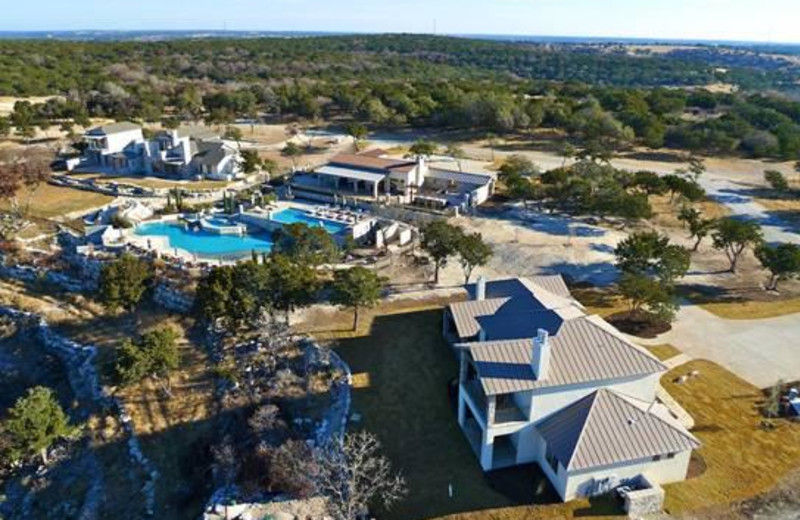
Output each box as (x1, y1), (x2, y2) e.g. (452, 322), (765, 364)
(2, 0), (797, 44)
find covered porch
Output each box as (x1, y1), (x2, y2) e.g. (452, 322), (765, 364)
(294, 165), (391, 200)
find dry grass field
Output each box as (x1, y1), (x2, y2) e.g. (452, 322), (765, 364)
(0, 183), (113, 220)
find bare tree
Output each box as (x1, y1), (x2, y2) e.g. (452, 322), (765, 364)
(314, 431), (407, 520)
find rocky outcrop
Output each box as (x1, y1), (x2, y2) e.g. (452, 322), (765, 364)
(0, 307), (159, 517)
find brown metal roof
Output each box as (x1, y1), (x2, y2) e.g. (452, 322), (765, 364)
(538, 389), (700, 471)
(329, 153), (416, 173)
(466, 316), (666, 395)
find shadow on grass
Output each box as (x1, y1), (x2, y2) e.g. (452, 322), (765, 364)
(333, 308), (623, 520)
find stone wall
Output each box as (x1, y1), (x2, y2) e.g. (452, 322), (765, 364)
(0, 307), (160, 517)
(153, 282), (194, 313)
(623, 476), (665, 518)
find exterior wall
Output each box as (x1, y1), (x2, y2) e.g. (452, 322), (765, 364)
(529, 373), (661, 424)
(104, 129), (145, 154)
(563, 450), (692, 501)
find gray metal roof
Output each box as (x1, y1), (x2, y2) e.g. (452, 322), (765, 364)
(86, 122), (141, 136)
(538, 389), (700, 471)
(526, 275), (573, 300)
(449, 276), (581, 340)
(466, 316), (666, 395)
(429, 168), (493, 187)
(314, 165), (387, 183)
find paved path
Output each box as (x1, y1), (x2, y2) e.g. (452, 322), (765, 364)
(697, 174), (800, 244)
(648, 304), (800, 388)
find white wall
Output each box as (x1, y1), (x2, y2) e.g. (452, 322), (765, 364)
(563, 450), (692, 501)
(529, 373), (661, 424)
(104, 129), (145, 154)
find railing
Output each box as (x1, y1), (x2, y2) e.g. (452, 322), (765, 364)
(462, 379), (488, 424)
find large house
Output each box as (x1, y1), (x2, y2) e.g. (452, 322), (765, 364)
(291, 149), (495, 208)
(81, 123), (243, 180)
(443, 276), (700, 502)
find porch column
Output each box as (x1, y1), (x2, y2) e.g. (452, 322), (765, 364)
(486, 395), (496, 426)
(480, 429), (494, 471)
(372, 181), (379, 199)
(442, 310), (449, 338)
(458, 389), (466, 428)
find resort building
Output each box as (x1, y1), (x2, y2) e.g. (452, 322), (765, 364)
(291, 149), (496, 209)
(80, 123), (243, 180)
(442, 276), (700, 502)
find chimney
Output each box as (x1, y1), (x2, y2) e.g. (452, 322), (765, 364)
(532, 329), (551, 380)
(475, 276), (486, 301)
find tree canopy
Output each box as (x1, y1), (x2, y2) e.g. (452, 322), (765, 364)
(99, 254), (153, 312)
(331, 267), (385, 331)
(3, 386), (76, 465)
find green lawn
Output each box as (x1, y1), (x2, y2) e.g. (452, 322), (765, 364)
(331, 307), (622, 520)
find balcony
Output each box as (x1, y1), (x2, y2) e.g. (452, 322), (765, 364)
(462, 380), (528, 426)
(462, 379), (488, 424)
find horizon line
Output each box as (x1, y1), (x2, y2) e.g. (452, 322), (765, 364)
(0, 29), (797, 46)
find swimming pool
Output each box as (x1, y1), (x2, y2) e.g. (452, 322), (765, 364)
(270, 208), (349, 235)
(135, 221), (274, 258)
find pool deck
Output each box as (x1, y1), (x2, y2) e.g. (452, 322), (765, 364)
(121, 201), (375, 266)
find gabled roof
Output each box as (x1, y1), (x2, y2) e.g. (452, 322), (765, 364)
(86, 122), (141, 136)
(466, 317), (665, 395)
(538, 389), (700, 471)
(329, 153), (417, 173)
(191, 141), (231, 167)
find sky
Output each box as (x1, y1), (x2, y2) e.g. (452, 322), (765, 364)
(1, 0), (798, 44)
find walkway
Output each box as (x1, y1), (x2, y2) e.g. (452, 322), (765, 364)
(697, 174), (800, 245)
(647, 303), (800, 388)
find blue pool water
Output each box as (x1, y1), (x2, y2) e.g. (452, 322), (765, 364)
(270, 208), (348, 235)
(135, 221), (274, 258)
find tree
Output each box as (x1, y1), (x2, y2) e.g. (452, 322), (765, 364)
(282, 141), (303, 169)
(331, 267), (385, 331)
(498, 154), (539, 181)
(3, 386), (75, 465)
(457, 232), (493, 284)
(265, 253), (319, 324)
(314, 431), (407, 520)
(687, 155), (706, 180)
(223, 126), (244, 144)
(240, 149), (263, 174)
(755, 243), (800, 291)
(419, 220), (462, 285)
(345, 122), (369, 152)
(408, 139), (437, 160)
(764, 380), (784, 419)
(615, 231), (690, 283)
(712, 218), (764, 273)
(764, 169), (789, 193)
(194, 265), (234, 325)
(678, 207), (717, 251)
(618, 273), (679, 323)
(115, 326), (180, 394)
(272, 223), (340, 267)
(632, 171), (666, 198)
(99, 254), (153, 312)
(445, 143), (467, 172)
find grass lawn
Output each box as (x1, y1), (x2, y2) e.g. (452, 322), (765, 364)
(681, 286), (800, 320)
(1, 183), (113, 220)
(662, 360), (800, 515)
(645, 344), (682, 362)
(570, 286), (628, 318)
(319, 302), (624, 520)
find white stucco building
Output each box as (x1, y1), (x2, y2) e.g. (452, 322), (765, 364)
(442, 276), (700, 502)
(81, 123), (243, 180)
(291, 149), (496, 208)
